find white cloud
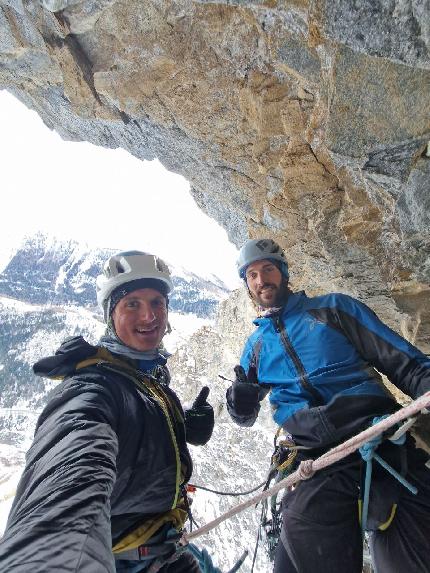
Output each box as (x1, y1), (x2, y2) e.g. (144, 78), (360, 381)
(0, 90), (241, 289)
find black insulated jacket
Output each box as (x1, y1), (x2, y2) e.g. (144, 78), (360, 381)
(0, 336), (193, 573)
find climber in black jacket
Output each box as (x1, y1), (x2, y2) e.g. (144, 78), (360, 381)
(0, 251), (215, 572)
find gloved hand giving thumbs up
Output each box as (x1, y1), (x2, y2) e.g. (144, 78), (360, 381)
(184, 386), (215, 446)
(226, 365), (262, 426)
(231, 365), (260, 413)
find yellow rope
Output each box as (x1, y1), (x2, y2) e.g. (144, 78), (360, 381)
(132, 376), (183, 509)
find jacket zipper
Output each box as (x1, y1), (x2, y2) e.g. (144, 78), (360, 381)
(273, 315), (325, 407)
(98, 361), (183, 508)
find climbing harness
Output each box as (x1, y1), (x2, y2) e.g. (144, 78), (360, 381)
(136, 483), (250, 572)
(358, 415), (419, 534)
(115, 524), (183, 566)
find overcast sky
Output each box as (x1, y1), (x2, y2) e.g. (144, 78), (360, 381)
(0, 90), (241, 289)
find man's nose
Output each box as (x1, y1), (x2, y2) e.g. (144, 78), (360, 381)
(254, 272), (264, 286)
(138, 303), (156, 322)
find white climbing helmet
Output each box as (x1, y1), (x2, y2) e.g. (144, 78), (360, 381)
(96, 250), (173, 311)
(236, 239), (288, 279)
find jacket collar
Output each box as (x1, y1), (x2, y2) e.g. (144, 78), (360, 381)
(253, 290), (306, 325)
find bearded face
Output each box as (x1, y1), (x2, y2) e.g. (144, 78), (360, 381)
(245, 260), (288, 308)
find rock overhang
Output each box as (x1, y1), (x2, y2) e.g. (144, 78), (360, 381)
(1, 0), (429, 351)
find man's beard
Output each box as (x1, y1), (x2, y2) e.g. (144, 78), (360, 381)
(253, 278), (289, 309)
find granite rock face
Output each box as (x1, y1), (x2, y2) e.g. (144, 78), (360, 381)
(0, 0), (429, 351)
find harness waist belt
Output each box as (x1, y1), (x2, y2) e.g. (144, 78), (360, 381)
(114, 541), (175, 562)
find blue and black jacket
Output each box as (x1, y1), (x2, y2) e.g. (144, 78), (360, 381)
(227, 291), (430, 449)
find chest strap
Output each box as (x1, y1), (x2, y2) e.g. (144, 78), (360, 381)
(76, 353), (184, 510)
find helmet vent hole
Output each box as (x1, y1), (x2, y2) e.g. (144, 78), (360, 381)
(116, 262), (125, 274)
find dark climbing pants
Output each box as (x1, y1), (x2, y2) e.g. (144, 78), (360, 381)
(274, 446), (430, 573)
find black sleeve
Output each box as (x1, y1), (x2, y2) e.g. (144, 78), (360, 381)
(0, 376), (120, 573)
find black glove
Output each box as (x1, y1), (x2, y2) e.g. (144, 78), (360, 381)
(184, 386), (215, 446)
(229, 365), (260, 416)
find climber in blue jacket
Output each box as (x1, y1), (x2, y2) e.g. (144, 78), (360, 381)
(226, 238), (430, 573)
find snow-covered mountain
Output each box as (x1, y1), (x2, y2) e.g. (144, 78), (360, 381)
(0, 233), (228, 409)
(0, 234), (275, 572)
(0, 233), (229, 318)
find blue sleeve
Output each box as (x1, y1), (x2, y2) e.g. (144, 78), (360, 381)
(327, 294), (430, 399)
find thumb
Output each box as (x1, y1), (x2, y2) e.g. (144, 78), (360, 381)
(193, 386), (210, 407)
(234, 365), (247, 383)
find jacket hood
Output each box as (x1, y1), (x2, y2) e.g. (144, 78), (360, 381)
(33, 336), (100, 379)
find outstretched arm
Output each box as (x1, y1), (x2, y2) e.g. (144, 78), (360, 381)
(0, 378), (119, 573)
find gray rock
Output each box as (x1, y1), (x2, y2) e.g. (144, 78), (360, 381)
(364, 138), (427, 181)
(326, 45), (430, 157)
(397, 158), (430, 235)
(320, 0), (430, 68)
(1, 0), (430, 350)
(277, 33), (321, 83)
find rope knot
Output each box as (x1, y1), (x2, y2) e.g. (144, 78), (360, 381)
(297, 459), (315, 480)
(359, 415), (387, 461)
(359, 440), (378, 462)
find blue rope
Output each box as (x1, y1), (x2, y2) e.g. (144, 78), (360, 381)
(187, 544), (247, 573)
(359, 415), (418, 534)
(360, 456), (373, 535)
(187, 543), (223, 573)
(371, 452), (418, 494)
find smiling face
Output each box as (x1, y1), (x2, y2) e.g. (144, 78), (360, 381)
(245, 259), (286, 308)
(111, 288), (168, 351)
